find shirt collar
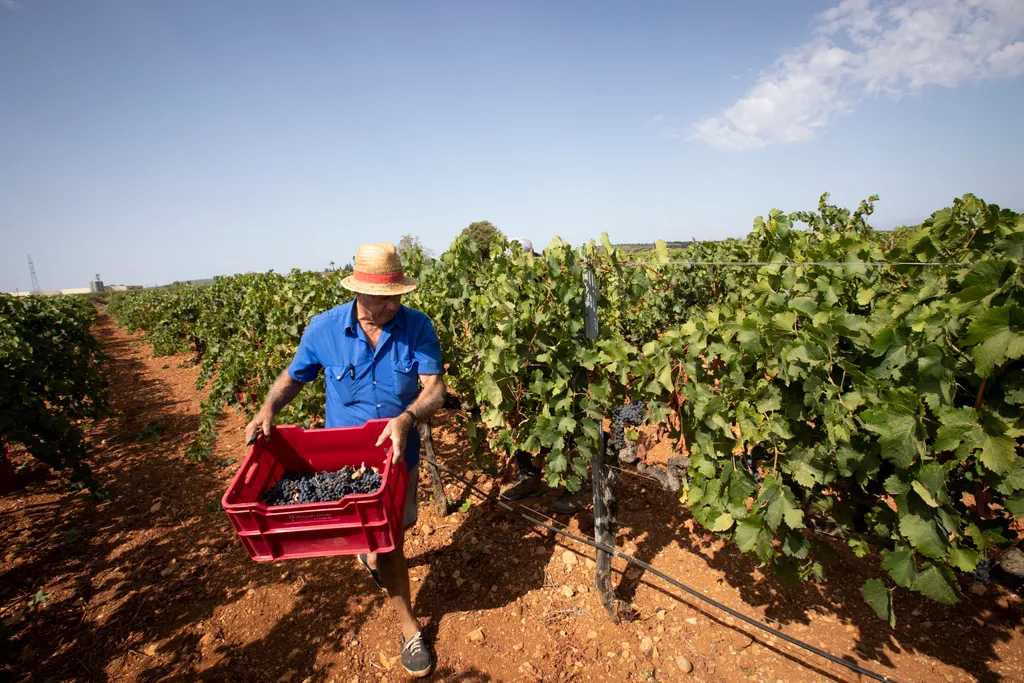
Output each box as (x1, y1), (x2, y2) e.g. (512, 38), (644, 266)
(344, 300), (405, 335)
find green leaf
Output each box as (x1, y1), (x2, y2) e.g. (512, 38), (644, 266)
(765, 485), (804, 531)
(963, 305), (1024, 378)
(911, 481), (939, 507)
(710, 513), (735, 532)
(911, 565), (959, 604)
(856, 288), (876, 306)
(861, 579), (895, 628)
(861, 405), (923, 468)
(933, 406), (977, 452)
(789, 297), (818, 316)
(728, 468), (756, 503)
(884, 474), (911, 496)
(881, 549), (917, 589)
(979, 424), (1016, 475)
(734, 517), (763, 553)
(782, 530), (809, 559)
(899, 515), (947, 560)
(557, 416), (577, 434)
(949, 546), (981, 573)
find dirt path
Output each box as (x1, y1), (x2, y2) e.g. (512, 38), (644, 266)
(2, 315), (1023, 683)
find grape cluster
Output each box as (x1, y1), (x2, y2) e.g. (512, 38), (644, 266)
(612, 401), (646, 450)
(263, 466), (383, 506)
(973, 556), (993, 585)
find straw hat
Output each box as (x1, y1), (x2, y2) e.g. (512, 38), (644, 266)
(341, 243), (419, 295)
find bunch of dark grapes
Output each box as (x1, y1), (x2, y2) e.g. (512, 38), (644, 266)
(263, 465), (384, 506)
(973, 556), (993, 585)
(612, 401), (646, 450)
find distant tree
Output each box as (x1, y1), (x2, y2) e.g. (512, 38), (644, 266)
(458, 221), (505, 257)
(397, 234), (434, 258)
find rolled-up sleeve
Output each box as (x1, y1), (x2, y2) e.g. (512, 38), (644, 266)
(287, 323), (322, 383)
(415, 317), (443, 375)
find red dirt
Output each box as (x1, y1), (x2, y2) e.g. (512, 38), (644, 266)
(2, 314), (1023, 682)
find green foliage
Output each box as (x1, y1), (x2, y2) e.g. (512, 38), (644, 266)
(633, 192), (1024, 616)
(457, 221), (505, 258)
(110, 270), (353, 460)
(0, 295), (107, 488)
(108, 192), (1024, 623)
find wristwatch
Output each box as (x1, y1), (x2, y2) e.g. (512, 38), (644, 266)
(402, 409), (418, 425)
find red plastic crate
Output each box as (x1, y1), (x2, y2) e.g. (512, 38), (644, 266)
(221, 420), (409, 562)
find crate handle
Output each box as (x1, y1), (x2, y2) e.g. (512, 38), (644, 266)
(243, 461), (260, 486)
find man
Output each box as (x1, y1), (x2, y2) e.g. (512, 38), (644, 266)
(498, 237), (586, 515)
(244, 242), (444, 678)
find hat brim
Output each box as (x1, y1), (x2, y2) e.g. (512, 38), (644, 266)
(340, 275), (419, 296)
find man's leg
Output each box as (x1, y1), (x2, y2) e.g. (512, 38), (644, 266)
(499, 450), (544, 500)
(368, 465), (433, 677)
(376, 465), (422, 640)
(377, 534), (421, 639)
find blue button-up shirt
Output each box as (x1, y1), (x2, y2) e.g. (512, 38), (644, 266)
(287, 300), (443, 469)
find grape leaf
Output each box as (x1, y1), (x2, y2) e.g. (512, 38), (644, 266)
(978, 427), (1017, 475)
(861, 579), (895, 628)
(949, 546), (981, 572)
(963, 305), (1024, 378)
(734, 517), (764, 553)
(710, 513), (734, 532)
(933, 406), (976, 452)
(911, 565), (959, 604)
(899, 515), (947, 559)
(881, 549), (917, 588)
(911, 481), (939, 507)
(861, 408), (923, 468)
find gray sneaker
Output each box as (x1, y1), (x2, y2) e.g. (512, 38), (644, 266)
(500, 473), (544, 501)
(549, 488), (587, 515)
(401, 632), (434, 677)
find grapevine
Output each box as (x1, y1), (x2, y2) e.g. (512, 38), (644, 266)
(108, 192), (1024, 622)
(0, 295), (107, 489)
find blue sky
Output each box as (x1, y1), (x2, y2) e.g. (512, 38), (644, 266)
(1, 0), (1022, 291)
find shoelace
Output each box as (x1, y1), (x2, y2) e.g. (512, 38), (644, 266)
(404, 633), (425, 656)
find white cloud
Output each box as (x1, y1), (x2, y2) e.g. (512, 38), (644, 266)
(691, 0), (1024, 150)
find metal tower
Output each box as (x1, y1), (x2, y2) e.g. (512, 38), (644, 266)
(28, 255), (41, 292)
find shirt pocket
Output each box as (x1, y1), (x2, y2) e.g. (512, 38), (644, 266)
(326, 366), (357, 406)
(392, 358), (419, 401)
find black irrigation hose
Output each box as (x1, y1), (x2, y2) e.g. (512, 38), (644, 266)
(423, 456), (896, 683)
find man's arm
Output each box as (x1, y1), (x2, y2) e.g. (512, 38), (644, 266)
(243, 369), (306, 443)
(376, 373), (447, 464)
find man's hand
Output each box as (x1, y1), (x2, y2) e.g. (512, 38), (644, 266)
(376, 413), (414, 465)
(244, 409), (276, 446)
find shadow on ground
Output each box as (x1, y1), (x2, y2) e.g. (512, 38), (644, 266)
(1, 318), (395, 683)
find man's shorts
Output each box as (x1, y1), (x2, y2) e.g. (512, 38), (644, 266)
(403, 464), (420, 530)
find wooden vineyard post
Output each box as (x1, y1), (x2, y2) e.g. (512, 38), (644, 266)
(593, 428), (623, 621)
(583, 266), (625, 621)
(419, 421), (449, 517)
